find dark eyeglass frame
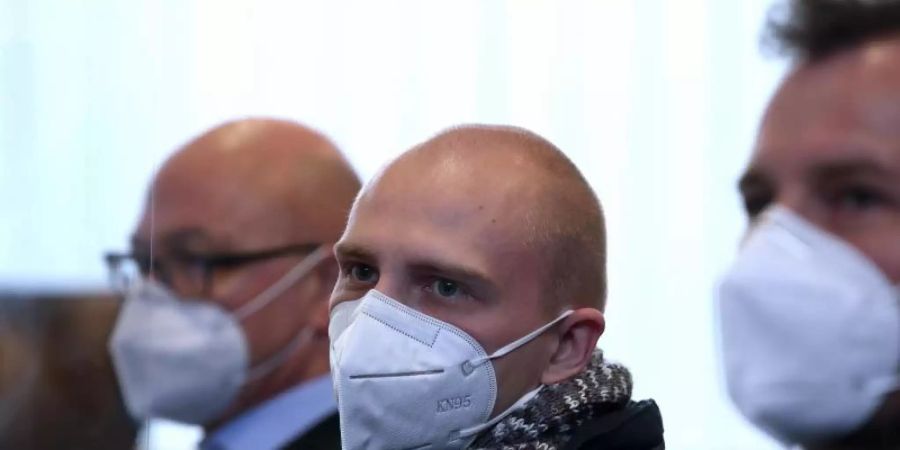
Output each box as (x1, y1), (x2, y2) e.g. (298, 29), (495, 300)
(104, 242), (321, 296)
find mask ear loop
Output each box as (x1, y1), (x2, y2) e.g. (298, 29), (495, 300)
(462, 310), (574, 375)
(235, 246), (330, 381)
(455, 385), (544, 440)
(233, 245), (331, 321)
(451, 312), (574, 444)
(246, 327), (316, 382)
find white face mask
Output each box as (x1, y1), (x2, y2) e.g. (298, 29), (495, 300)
(328, 289), (572, 450)
(717, 206), (900, 444)
(109, 246), (329, 425)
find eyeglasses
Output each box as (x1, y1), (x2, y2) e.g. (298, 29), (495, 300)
(104, 243), (321, 297)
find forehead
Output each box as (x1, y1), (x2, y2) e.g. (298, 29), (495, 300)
(133, 157), (294, 250)
(343, 153), (543, 271)
(754, 40), (900, 170)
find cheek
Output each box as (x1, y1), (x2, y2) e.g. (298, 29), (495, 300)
(211, 262), (289, 310)
(487, 333), (556, 415)
(246, 281), (313, 333)
(877, 244), (900, 284)
(844, 221), (900, 283)
(209, 276), (256, 311)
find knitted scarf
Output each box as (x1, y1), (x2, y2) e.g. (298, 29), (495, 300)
(469, 350), (633, 450)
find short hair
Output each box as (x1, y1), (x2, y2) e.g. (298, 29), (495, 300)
(515, 138), (607, 312)
(412, 125), (607, 311)
(764, 0), (900, 62)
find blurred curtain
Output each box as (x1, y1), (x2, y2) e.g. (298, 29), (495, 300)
(0, 0), (784, 448)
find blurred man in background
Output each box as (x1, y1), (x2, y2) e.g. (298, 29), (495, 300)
(717, 0), (900, 448)
(329, 125), (664, 449)
(106, 118), (359, 450)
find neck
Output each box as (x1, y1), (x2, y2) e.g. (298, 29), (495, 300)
(203, 336), (331, 434)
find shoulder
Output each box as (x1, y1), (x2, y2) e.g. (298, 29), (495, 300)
(564, 399), (665, 450)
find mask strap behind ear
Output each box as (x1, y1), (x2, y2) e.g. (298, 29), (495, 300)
(466, 310), (574, 370)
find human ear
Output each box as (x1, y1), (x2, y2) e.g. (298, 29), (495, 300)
(540, 308), (605, 385)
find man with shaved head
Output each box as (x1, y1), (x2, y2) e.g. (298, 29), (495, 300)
(107, 118), (357, 450)
(329, 125), (664, 449)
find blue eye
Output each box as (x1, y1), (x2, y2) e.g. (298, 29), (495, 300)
(431, 279), (461, 298)
(349, 264), (378, 284)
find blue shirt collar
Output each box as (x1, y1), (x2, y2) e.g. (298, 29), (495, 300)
(201, 375), (336, 450)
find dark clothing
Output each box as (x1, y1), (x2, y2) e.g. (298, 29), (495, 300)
(564, 400), (665, 450)
(471, 350), (664, 450)
(281, 413), (342, 450)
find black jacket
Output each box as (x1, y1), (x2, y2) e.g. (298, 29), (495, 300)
(279, 402), (662, 450)
(563, 400), (665, 450)
(280, 413), (342, 450)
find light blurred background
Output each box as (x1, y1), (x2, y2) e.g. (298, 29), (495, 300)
(1, 0), (786, 448)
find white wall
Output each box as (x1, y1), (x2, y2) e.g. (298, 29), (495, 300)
(0, 0), (786, 448)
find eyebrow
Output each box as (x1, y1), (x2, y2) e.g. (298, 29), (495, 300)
(808, 158), (894, 181)
(333, 242), (375, 261)
(408, 259), (496, 293)
(334, 241), (499, 296)
(737, 155), (895, 192)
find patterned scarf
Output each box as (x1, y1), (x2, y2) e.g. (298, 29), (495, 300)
(469, 350), (633, 450)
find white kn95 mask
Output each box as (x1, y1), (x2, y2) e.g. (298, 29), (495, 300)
(329, 289), (572, 450)
(717, 206), (900, 444)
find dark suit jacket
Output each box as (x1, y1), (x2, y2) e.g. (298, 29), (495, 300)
(280, 412), (341, 450)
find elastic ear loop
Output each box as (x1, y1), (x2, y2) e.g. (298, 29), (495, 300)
(446, 311), (573, 444)
(234, 245), (331, 321)
(456, 385), (544, 439)
(236, 246), (331, 381)
(462, 310), (574, 375)
(246, 327), (316, 382)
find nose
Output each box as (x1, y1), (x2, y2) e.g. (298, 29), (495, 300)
(774, 184), (826, 229)
(371, 275), (408, 306)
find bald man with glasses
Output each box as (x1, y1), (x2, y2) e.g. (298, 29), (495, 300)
(105, 118), (359, 450)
